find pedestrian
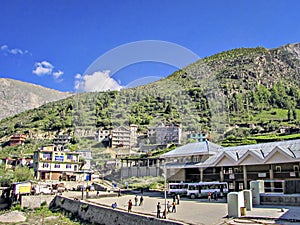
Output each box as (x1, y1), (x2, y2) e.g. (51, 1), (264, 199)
(214, 191), (218, 201)
(112, 202), (117, 209)
(118, 189), (121, 197)
(134, 195), (138, 206)
(172, 201), (176, 213)
(156, 202), (161, 218)
(128, 199), (132, 212)
(96, 191), (99, 196)
(172, 194), (176, 203)
(167, 201), (171, 213)
(139, 195), (144, 206)
(208, 191), (211, 202)
(162, 209), (167, 219)
(176, 194), (180, 205)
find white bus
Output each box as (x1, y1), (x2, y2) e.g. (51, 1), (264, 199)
(186, 181), (229, 199)
(168, 182), (190, 196)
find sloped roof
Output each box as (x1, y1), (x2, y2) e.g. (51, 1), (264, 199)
(162, 139), (300, 168)
(160, 141), (222, 158)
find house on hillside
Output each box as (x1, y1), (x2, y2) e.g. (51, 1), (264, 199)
(9, 134), (26, 146)
(95, 124), (138, 149)
(160, 139), (300, 193)
(148, 123), (182, 145)
(33, 145), (89, 181)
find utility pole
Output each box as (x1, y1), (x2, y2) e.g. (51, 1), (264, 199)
(164, 162), (167, 219)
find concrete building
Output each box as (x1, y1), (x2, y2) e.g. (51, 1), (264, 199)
(95, 124), (138, 149)
(33, 145), (87, 181)
(148, 123), (182, 145)
(187, 133), (207, 142)
(160, 139), (300, 193)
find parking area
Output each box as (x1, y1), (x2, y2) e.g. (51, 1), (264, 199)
(62, 191), (300, 225)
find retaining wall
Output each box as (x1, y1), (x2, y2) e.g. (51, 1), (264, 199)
(50, 196), (183, 225)
(261, 194), (300, 206)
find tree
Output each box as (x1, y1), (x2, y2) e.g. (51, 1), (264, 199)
(13, 166), (34, 182)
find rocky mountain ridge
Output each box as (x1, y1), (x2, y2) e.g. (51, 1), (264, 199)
(0, 78), (72, 120)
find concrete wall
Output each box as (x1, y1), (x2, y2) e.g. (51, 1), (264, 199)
(21, 195), (56, 209)
(121, 167), (162, 178)
(261, 194), (300, 206)
(50, 196), (183, 225)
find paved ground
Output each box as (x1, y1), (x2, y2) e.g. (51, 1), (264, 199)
(63, 191), (300, 225)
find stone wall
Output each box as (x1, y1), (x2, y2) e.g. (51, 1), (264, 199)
(51, 196), (183, 225)
(21, 195), (56, 209)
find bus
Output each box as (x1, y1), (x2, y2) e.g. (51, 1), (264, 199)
(168, 182), (190, 196)
(186, 181), (229, 199)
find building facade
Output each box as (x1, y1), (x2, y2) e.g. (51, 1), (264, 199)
(95, 124), (138, 149)
(148, 123), (182, 145)
(33, 145), (85, 181)
(160, 139), (300, 193)
(9, 134), (26, 146)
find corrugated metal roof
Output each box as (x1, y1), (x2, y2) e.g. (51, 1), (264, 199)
(162, 139), (300, 168)
(160, 141), (222, 158)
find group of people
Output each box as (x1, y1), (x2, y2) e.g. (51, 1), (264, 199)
(127, 195), (144, 212)
(207, 191), (220, 202)
(156, 193), (180, 219)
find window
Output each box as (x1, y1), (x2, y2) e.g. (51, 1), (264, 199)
(42, 163), (49, 168)
(234, 168), (239, 173)
(228, 168), (233, 174)
(229, 183), (234, 190)
(54, 164), (60, 168)
(66, 164), (72, 169)
(239, 183), (244, 190)
(67, 154), (73, 160)
(294, 165), (299, 172)
(275, 166), (281, 172)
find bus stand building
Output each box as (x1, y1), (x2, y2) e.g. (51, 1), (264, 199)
(160, 139), (300, 193)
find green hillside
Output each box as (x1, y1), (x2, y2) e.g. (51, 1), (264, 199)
(1, 43), (300, 157)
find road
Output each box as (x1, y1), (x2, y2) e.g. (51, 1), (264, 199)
(62, 190), (300, 225)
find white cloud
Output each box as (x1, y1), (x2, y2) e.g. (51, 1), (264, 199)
(53, 70), (64, 79)
(1, 44), (30, 55)
(1, 45), (8, 51)
(32, 61), (54, 76)
(74, 70), (121, 92)
(74, 73), (82, 79)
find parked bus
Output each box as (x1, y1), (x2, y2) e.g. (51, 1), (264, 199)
(186, 181), (229, 199)
(167, 182), (190, 196)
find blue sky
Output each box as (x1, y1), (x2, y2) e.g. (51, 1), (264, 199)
(1, 0), (300, 92)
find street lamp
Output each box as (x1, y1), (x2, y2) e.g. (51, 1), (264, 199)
(163, 162), (167, 219)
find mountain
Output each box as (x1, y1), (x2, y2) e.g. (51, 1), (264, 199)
(0, 78), (72, 120)
(1, 43), (300, 155)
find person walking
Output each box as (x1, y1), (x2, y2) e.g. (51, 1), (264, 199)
(134, 195), (138, 206)
(208, 191), (211, 202)
(172, 201), (176, 213)
(167, 201), (171, 213)
(118, 189), (121, 197)
(128, 199), (132, 212)
(176, 194), (180, 205)
(156, 202), (161, 218)
(139, 195), (144, 206)
(214, 191), (218, 201)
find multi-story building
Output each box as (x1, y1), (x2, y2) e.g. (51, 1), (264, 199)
(187, 133), (207, 142)
(9, 134), (26, 146)
(148, 123), (182, 145)
(160, 139), (300, 193)
(33, 145), (85, 181)
(95, 124), (138, 149)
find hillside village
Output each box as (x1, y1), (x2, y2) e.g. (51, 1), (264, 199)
(1, 43), (300, 214)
